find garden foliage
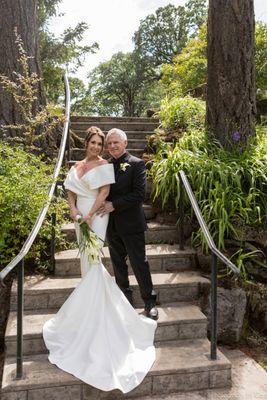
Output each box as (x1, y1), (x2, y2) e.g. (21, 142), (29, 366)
(150, 96), (267, 278)
(161, 22), (267, 97)
(158, 95), (205, 131)
(0, 142), (68, 267)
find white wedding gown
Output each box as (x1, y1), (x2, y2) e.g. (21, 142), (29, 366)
(43, 164), (157, 393)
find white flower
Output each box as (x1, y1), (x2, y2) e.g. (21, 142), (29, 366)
(77, 218), (104, 264)
(120, 162), (130, 172)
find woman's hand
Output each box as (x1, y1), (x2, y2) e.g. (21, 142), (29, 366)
(70, 207), (82, 221)
(80, 213), (93, 227)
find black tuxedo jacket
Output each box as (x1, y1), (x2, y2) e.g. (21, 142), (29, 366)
(107, 152), (147, 235)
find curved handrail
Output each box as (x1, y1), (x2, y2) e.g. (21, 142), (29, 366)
(0, 73), (70, 284)
(177, 170), (240, 275)
(177, 170), (240, 361)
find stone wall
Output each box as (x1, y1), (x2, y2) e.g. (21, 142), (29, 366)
(201, 286), (247, 343)
(247, 283), (267, 334)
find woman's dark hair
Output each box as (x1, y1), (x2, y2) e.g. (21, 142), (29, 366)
(85, 126), (105, 150)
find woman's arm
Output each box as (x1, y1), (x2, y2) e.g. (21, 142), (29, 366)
(67, 190), (81, 220)
(82, 185), (110, 224)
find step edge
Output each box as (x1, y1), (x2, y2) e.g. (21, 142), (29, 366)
(5, 317), (208, 341)
(2, 342), (231, 393)
(11, 273), (210, 294)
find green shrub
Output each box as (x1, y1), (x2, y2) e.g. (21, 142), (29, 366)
(158, 95), (206, 131)
(0, 142), (68, 267)
(150, 126), (267, 278)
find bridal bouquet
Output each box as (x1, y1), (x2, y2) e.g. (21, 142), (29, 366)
(75, 215), (104, 263)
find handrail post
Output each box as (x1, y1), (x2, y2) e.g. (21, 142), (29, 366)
(66, 125), (70, 165)
(16, 259), (24, 379)
(178, 173), (185, 250)
(210, 252), (218, 360)
(62, 73), (70, 167)
(65, 80), (70, 165)
(50, 183), (58, 274)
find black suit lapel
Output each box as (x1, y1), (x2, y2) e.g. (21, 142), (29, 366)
(112, 152), (131, 181)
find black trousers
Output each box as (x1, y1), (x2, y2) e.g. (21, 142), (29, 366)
(107, 227), (153, 303)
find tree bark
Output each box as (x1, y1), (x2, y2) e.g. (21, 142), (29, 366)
(206, 0), (256, 151)
(0, 0), (45, 134)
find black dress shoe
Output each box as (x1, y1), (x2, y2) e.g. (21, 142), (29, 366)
(145, 301), (159, 320)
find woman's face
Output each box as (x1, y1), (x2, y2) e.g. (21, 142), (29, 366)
(86, 134), (103, 157)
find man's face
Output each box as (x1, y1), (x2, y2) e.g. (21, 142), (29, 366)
(106, 133), (127, 159)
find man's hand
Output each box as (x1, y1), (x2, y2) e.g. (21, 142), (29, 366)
(98, 201), (114, 216)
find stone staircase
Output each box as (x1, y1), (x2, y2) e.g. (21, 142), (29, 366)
(1, 116), (231, 399)
(70, 115), (159, 159)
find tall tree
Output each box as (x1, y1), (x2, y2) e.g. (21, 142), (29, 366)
(38, 0), (98, 103)
(206, 0), (256, 151)
(0, 0), (45, 132)
(133, 0), (207, 67)
(87, 52), (163, 117)
(161, 23), (207, 96)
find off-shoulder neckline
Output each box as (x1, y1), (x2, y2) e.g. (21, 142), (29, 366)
(72, 162), (112, 180)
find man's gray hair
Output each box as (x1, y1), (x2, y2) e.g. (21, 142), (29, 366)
(106, 128), (127, 142)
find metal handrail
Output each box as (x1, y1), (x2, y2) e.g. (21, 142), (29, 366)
(178, 171), (240, 275)
(176, 170), (240, 360)
(0, 73), (70, 379)
(0, 73), (70, 283)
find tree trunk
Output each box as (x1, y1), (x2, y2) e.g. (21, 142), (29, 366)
(206, 0), (256, 151)
(0, 0), (45, 135)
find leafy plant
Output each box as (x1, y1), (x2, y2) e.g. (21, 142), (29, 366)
(0, 142), (69, 267)
(149, 126), (267, 279)
(161, 21), (267, 96)
(230, 247), (264, 281)
(158, 95), (206, 131)
(161, 23), (207, 97)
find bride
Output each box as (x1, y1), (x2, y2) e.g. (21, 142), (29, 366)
(43, 126), (157, 394)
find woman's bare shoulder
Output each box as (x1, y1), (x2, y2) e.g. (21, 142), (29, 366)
(74, 160), (85, 169)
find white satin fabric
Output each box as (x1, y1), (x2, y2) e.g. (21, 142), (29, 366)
(43, 164), (157, 393)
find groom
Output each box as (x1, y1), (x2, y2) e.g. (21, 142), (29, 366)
(99, 128), (158, 320)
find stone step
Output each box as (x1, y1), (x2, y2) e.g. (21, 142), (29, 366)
(73, 129), (154, 141)
(54, 245), (194, 277)
(10, 271), (210, 311)
(71, 121), (159, 132)
(71, 116), (159, 123)
(62, 221), (176, 244)
(71, 147), (144, 160)
(126, 138), (148, 148)
(5, 303), (207, 356)
(72, 138), (147, 151)
(1, 340), (231, 399)
(73, 130), (155, 140)
(143, 204), (156, 220)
